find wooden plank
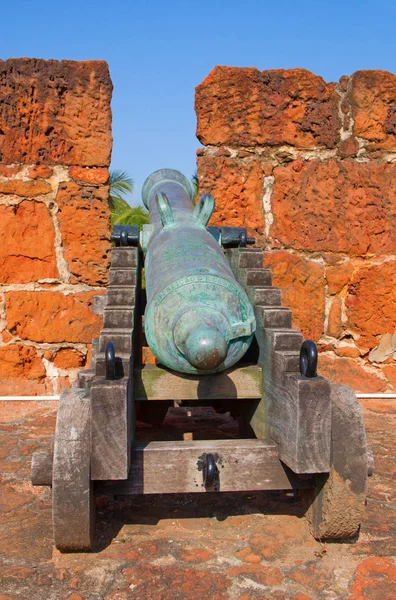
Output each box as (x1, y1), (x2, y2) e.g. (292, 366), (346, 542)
(134, 364), (263, 401)
(302, 384), (368, 539)
(90, 378), (132, 480)
(254, 316), (331, 473)
(31, 453), (52, 486)
(52, 388), (94, 551)
(97, 439), (314, 495)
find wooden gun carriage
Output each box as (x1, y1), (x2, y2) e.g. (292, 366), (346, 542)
(31, 170), (371, 552)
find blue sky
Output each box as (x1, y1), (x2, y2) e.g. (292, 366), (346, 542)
(2, 0), (395, 203)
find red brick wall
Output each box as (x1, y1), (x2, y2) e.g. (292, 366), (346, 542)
(0, 59), (112, 395)
(196, 67), (396, 393)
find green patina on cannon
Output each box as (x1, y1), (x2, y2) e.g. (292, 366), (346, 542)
(31, 169), (371, 552)
(141, 169), (256, 373)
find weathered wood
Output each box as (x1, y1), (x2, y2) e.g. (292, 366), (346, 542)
(93, 295), (106, 315)
(106, 288), (136, 307)
(237, 268), (272, 287)
(78, 369), (95, 389)
(111, 247), (138, 268)
(269, 371), (332, 473)
(97, 439), (314, 495)
(134, 364), (263, 401)
(225, 248), (264, 271)
(90, 377), (133, 480)
(255, 306), (292, 329)
(31, 453), (52, 486)
(302, 384), (368, 539)
(109, 269), (137, 286)
(103, 307), (134, 329)
(99, 329), (133, 353)
(52, 388), (94, 552)
(90, 338), (99, 368)
(237, 250), (264, 269)
(252, 312), (332, 473)
(90, 251), (140, 481)
(247, 286), (282, 306)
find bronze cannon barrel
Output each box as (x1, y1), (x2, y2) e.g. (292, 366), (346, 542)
(142, 169), (256, 374)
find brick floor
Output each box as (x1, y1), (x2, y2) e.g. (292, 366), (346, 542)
(0, 399), (395, 599)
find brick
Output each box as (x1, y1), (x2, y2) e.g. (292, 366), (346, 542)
(0, 201), (58, 283)
(0, 58), (112, 166)
(196, 66), (339, 148)
(56, 182), (111, 285)
(197, 156), (264, 237)
(5, 291), (103, 343)
(28, 165), (52, 179)
(53, 349), (85, 369)
(345, 262), (396, 347)
(0, 180), (51, 196)
(351, 70), (396, 150)
(271, 159), (396, 255)
(318, 355), (386, 393)
(69, 166), (109, 185)
(264, 250), (325, 341)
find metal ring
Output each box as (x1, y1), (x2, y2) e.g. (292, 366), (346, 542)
(299, 340), (318, 378)
(203, 453), (217, 490)
(105, 341), (116, 380)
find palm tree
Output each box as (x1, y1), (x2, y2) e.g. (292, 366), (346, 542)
(109, 170), (149, 226)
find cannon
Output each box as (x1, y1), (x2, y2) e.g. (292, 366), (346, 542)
(31, 169), (371, 551)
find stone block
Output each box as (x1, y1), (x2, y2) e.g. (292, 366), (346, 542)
(0, 58), (112, 166)
(53, 349), (85, 369)
(318, 355), (386, 393)
(271, 159), (396, 255)
(5, 291), (103, 343)
(325, 259), (354, 295)
(0, 201), (58, 283)
(345, 261), (396, 348)
(56, 182), (111, 285)
(264, 250), (325, 341)
(195, 66), (339, 148)
(197, 156), (264, 237)
(0, 343), (51, 395)
(351, 70), (396, 150)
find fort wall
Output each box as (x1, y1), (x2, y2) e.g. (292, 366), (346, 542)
(196, 67), (396, 392)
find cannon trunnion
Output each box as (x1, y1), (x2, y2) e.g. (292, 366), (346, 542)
(31, 170), (370, 552)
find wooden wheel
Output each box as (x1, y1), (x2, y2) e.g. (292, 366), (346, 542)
(301, 384), (369, 539)
(52, 388), (95, 551)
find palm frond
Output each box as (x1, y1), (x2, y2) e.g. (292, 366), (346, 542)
(112, 206), (149, 227)
(109, 170), (134, 200)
